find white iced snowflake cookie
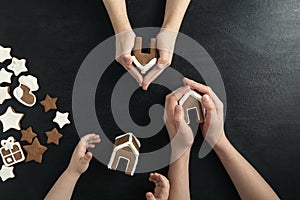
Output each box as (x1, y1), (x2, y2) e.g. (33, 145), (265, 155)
(53, 111), (70, 128)
(13, 75), (39, 107)
(0, 45), (12, 63)
(7, 57), (28, 76)
(0, 106), (24, 132)
(0, 68), (13, 84)
(0, 86), (11, 104)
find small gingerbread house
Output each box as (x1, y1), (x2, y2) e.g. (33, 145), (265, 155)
(179, 90), (206, 124)
(107, 133), (141, 176)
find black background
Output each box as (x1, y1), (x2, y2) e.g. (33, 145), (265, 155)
(0, 0), (299, 199)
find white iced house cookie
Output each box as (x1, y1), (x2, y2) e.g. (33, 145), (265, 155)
(0, 165), (14, 182)
(13, 75), (39, 107)
(0, 68), (13, 84)
(0, 45), (12, 63)
(108, 132), (141, 176)
(0, 106), (24, 132)
(0, 86), (11, 104)
(53, 111), (70, 128)
(132, 56), (157, 74)
(7, 57), (28, 76)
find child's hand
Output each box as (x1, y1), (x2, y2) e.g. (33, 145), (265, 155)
(146, 173), (170, 200)
(164, 85), (194, 152)
(66, 134), (101, 177)
(183, 77), (225, 147)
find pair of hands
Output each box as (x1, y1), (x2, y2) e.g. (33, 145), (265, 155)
(116, 28), (177, 90)
(164, 77), (225, 155)
(67, 134), (169, 200)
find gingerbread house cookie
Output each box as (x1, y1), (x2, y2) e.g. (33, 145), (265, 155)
(132, 37), (157, 74)
(108, 133), (141, 176)
(179, 90), (206, 124)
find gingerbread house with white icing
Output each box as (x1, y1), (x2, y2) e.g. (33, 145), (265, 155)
(179, 90), (206, 124)
(108, 133), (141, 176)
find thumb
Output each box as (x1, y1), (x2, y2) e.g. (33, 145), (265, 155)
(202, 94), (216, 118)
(81, 152), (92, 165)
(123, 55), (133, 65)
(174, 105), (184, 127)
(146, 192), (156, 200)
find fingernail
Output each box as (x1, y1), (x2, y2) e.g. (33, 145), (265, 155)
(175, 105), (181, 112)
(143, 84), (148, 90)
(157, 63), (164, 69)
(203, 95), (210, 102)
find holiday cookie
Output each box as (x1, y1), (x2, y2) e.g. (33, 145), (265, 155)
(45, 128), (62, 145)
(132, 37), (157, 74)
(0, 68), (13, 84)
(7, 57), (28, 76)
(179, 90), (206, 124)
(0, 106), (24, 132)
(0, 45), (12, 63)
(40, 94), (57, 112)
(20, 127), (37, 143)
(23, 137), (47, 163)
(0, 136), (25, 167)
(0, 86), (11, 104)
(0, 165), (14, 182)
(53, 111), (70, 128)
(13, 75), (39, 107)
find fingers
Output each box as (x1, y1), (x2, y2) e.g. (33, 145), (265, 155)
(174, 105), (184, 129)
(202, 94), (217, 121)
(165, 86), (190, 120)
(149, 173), (169, 188)
(145, 192), (156, 200)
(127, 67), (143, 86)
(80, 133), (101, 149)
(142, 50), (172, 91)
(80, 151), (93, 165)
(183, 77), (210, 94)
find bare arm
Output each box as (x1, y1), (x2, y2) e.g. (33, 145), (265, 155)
(162, 0), (191, 31)
(214, 134), (279, 200)
(44, 134), (101, 200)
(164, 86), (193, 200)
(102, 0), (132, 33)
(184, 77), (279, 200)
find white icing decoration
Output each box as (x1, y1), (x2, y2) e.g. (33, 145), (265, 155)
(0, 86), (11, 104)
(0, 68), (13, 84)
(132, 56), (157, 74)
(53, 111), (70, 128)
(0, 106), (23, 132)
(0, 45), (12, 63)
(7, 57), (28, 76)
(0, 165), (15, 182)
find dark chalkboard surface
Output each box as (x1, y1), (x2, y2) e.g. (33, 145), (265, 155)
(0, 0), (299, 199)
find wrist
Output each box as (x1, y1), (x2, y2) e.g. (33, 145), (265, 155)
(113, 20), (132, 34)
(213, 132), (230, 154)
(65, 167), (81, 179)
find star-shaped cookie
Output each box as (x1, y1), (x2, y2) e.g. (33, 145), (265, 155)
(20, 127), (37, 143)
(45, 128), (63, 145)
(0, 106), (24, 132)
(0, 68), (13, 84)
(0, 165), (14, 182)
(23, 137), (47, 163)
(7, 57), (28, 76)
(53, 111), (70, 128)
(40, 94), (57, 112)
(0, 86), (11, 104)
(0, 45), (12, 63)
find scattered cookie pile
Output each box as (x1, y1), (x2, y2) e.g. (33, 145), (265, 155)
(0, 45), (71, 182)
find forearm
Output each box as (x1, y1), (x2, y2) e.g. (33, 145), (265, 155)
(44, 168), (80, 200)
(168, 148), (191, 200)
(162, 0), (191, 31)
(214, 134), (279, 200)
(102, 0), (132, 33)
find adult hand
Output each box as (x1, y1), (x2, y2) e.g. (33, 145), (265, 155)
(164, 85), (194, 158)
(146, 173), (170, 200)
(183, 77), (225, 147)
(67, 134), (101, 176)
(142, 29), (178, 90)
(115, 30), (143, 86)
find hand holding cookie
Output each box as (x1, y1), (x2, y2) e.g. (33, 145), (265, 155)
(67, 134), (101, 176)
(115, 30), (144, 86)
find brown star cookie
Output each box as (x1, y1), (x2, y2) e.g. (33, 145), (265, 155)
(23, 137), (47, 163)
(20, 127), (37, 143)
(40, 94), (57, 112)
(45, 128), (63, 145)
